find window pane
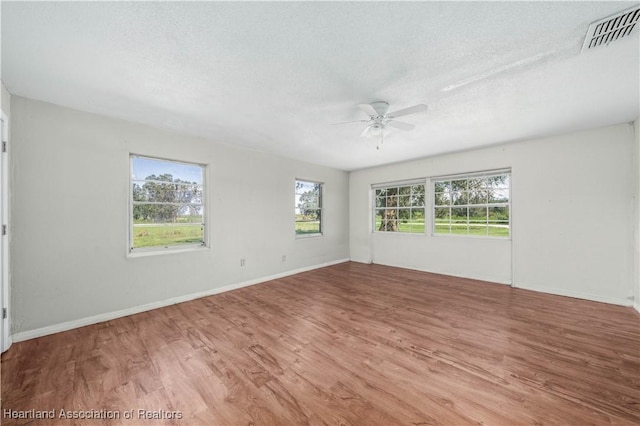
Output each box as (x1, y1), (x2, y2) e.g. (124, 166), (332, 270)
(131, 156), (205, 250)
(375, 209), (384, 230)
(433, 181), (450, 192)
(132, 224), (203, 248)
(411, 185), (425, 206)
(489, 188), (509, 203)
(451, 191), (468, 205)
(411, 208), (425, 221)
(295, 181), (316, 194)
(469, 208), (488, 235)
(134, 186), (204, 205)
(434, 207), (450, 221)
(452, 179), (467, 191)
(473, 177), (488, 188)
(179, 205), (204, 223)
(489, 222), (510, 237)
(378, 209), (398, 232)
(468, 224), (488, 236)
(434, 207), (450, 234)
(488, 206), (509, 222)
(295, 179), (323, 236)
(132, 157), (203, 185)
(451, 207), (468, 220)
(488, 174), (509, 189)
(433, 172), (509, 238)
(410, 209), (425, 233)
(469, 207), (487, 223)
(451, 207), (468, 234)
(450, 223), (468, 234)
(379, 219), (397, 232)
(434, 192), (450, 206)
(373, 183), (424, 234)
(468, 188), (488, 205)
(398, 208), (411, 233)
(296, 219), (320, 235)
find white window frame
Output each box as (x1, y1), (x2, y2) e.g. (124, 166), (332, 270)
(431, 169), (511, 239)
(295, 178), (323, 238)
(129, 154), (208, 256)
(372, 179), (427, 235)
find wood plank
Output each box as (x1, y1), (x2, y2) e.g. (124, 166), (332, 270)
(2, 262), (639, 425)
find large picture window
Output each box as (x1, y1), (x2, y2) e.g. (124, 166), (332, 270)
(433, 170), (510, 237)
(295, 179), (322, 237)
(130, 155), (206, 252)
(374, 181), (425, 233)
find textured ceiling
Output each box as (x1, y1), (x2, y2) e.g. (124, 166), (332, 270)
(1, 1), (639, 171)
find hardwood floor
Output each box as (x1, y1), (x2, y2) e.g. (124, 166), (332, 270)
(2, 262), (639, 425)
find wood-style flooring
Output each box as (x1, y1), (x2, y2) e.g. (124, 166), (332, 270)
(2, 262), (639, 425)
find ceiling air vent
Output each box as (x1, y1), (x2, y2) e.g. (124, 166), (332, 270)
(581, 5), (640, 52)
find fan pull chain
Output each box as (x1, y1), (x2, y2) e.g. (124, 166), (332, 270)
(376, 131), (384, 150)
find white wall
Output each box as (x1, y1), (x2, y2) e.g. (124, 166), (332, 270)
(634, 117), (640, 313)
(350, 124), (635, 305)
(10, 96), (349, 338)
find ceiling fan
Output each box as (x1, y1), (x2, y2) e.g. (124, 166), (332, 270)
(333, 101), (428, 149)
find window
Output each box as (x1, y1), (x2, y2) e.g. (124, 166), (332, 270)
(374, 181), (425, 233)
(433, 170), (510, 237)
(130, 155), (206, 252)
(295, 179), (322, 237)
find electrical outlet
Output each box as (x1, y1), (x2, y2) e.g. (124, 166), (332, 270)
(240, 258), (246, 267)
(282, 255), (286, 262)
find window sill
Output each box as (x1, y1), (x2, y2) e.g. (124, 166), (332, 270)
(295, 233), (323, 240)
(431, 233), (511, 241)
(127, 244), (209, 258)
(372, 231), (426, 236)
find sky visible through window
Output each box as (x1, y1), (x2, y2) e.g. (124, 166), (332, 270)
(132, 156), (202, 183)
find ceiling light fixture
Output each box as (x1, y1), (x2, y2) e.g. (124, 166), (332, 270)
(332, 101), (428, 150)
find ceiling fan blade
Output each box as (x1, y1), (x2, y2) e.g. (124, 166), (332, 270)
(358, 103), (378, 117)
(387, 120), (415, 131)
(387, 104), (428, 118)
(331, 120), (370, 126)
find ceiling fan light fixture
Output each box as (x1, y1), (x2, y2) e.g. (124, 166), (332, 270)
(333, 100), (428, 150)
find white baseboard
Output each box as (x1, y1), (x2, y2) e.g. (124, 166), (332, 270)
(634, 300), (640, 313)
(514, 282), (633, 307)
(12, 258), (350, 343)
